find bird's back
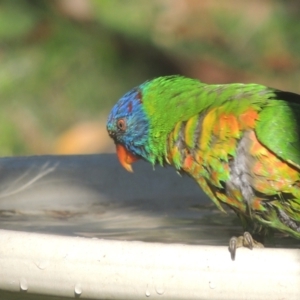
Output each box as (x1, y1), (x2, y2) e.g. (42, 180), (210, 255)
(165, 84), (300, 238)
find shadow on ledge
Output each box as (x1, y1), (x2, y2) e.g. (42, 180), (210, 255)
(0, 154), (298, 248)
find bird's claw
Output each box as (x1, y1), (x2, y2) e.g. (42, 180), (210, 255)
(228, 231), (264, 261)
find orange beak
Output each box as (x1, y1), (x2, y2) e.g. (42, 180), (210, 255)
(116, 144), (139, 172)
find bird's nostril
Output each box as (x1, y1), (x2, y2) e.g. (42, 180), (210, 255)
(108, 130), (115, 137)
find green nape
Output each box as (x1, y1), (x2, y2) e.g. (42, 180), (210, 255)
(139, 76), (274, 165)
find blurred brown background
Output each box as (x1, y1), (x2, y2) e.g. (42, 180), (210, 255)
(0, 0), (299, 156)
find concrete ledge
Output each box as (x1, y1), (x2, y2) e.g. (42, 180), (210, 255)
(0, 155), (299, 299)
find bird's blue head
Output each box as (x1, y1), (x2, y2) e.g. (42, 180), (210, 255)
(106, 87), (150, 171)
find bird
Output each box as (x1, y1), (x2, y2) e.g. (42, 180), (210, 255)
(106, 75), (300, 260)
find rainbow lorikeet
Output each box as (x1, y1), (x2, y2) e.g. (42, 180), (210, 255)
(106, 75), (300, 260)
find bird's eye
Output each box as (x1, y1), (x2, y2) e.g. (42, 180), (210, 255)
(117, 118), (126, 131)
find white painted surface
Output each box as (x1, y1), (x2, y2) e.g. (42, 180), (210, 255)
(0, 230), (299, 300)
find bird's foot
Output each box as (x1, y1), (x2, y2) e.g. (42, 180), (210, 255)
(228, 231), (264, 261)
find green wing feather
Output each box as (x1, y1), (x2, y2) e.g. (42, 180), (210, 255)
(255, 92), (300, 168)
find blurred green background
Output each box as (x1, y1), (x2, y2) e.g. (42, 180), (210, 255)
(0, 0), (299, 156)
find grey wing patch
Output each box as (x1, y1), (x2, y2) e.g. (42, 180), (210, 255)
(226, 131), (255, 208)
(277, 209), (300, 232)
